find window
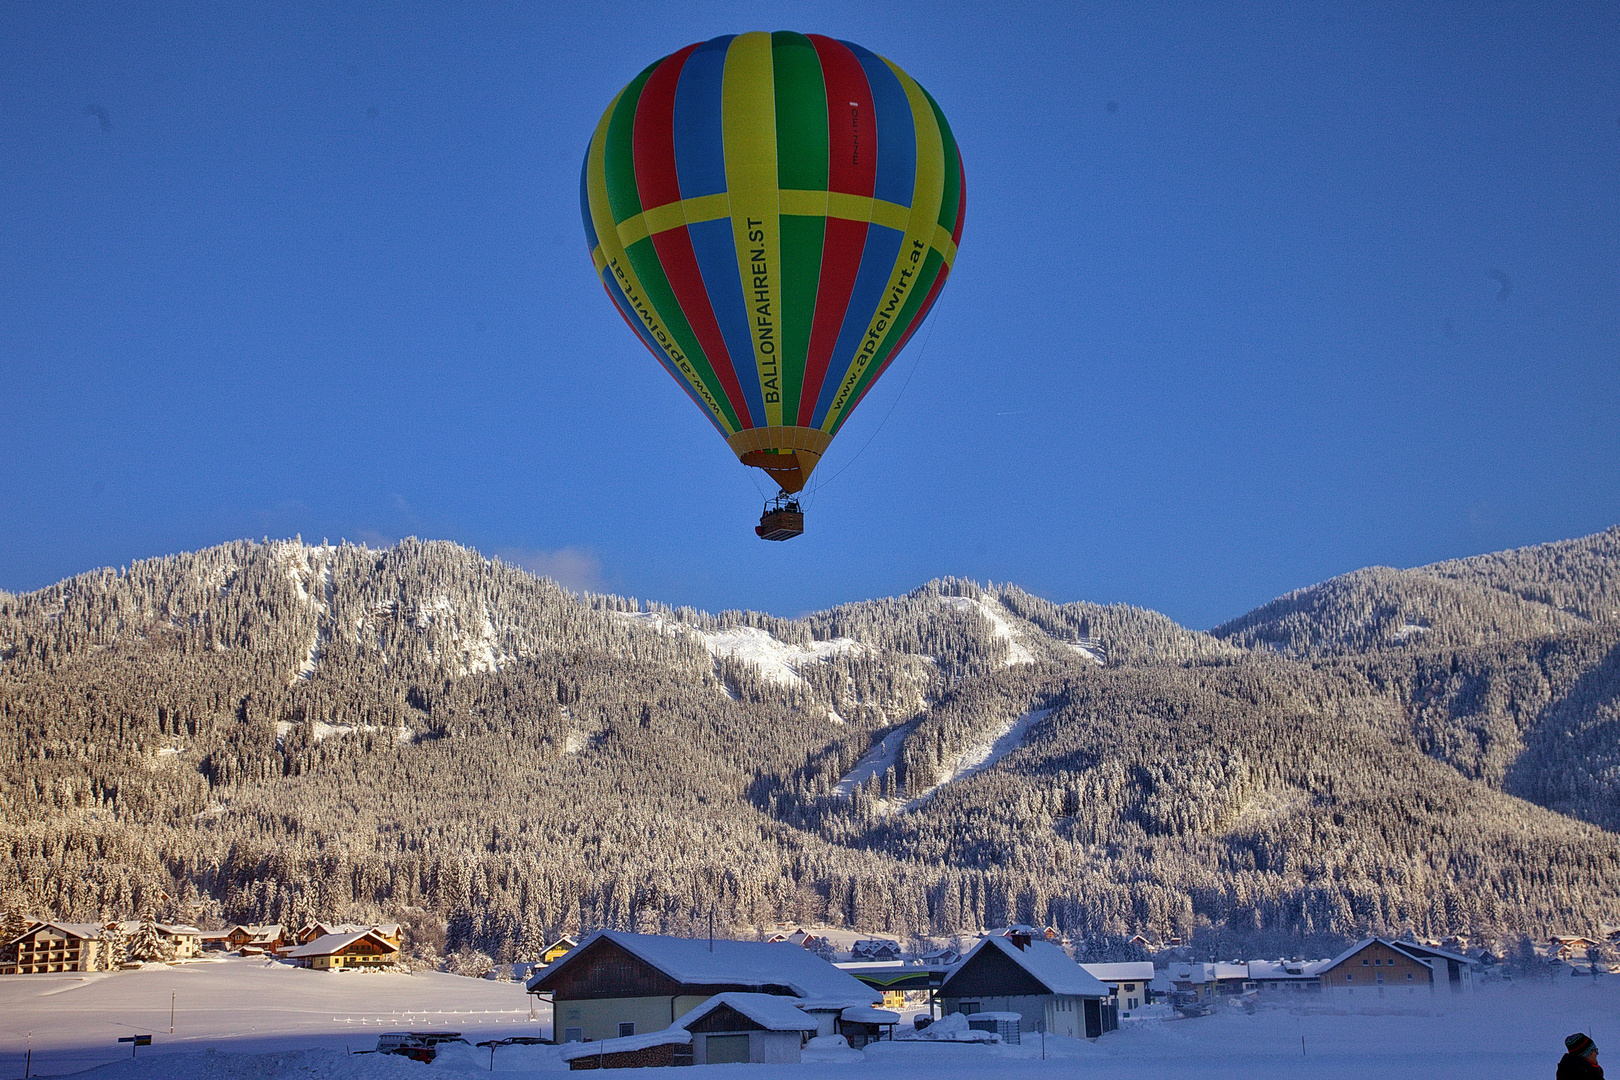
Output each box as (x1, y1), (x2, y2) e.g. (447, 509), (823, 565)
(563, 1028), (583, 1043)
(1376, 973), (1383, 984)
(1362, 958), (1369, 965)
(619, 1023), (635, 1038)
(960, 1003), (980, 1015)
(1406, 973), (1413, 980)
(1346, 974), (1353, 982)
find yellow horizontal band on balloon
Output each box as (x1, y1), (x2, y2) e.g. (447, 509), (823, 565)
(612, 191), (917, 250)
(932, 224), (958, 267)
(725, 425), (834, 458)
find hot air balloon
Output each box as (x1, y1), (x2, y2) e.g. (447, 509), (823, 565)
(580, 32), (965, 539)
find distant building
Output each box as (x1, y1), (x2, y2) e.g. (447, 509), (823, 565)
(540, 936), (579, 966)
(4, 922), (105, 974)
(526, 930), (876, 1044)
(1243, 959), (1328, 992)
(1077, 962), (1156, 1013)
(849, 939), (902, 962)
(939, 934), (1115, 1039)
(1164, 962), (1217, 1002)
(1547, 935), (1603, 960)
(283, 930), (400, 970)
(222, 924), (287, 953)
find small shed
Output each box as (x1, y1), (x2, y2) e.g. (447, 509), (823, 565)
(560, 1030), (693, 1070)
(676, 993), (819, 1064)
(836, 1005), (900, 1048)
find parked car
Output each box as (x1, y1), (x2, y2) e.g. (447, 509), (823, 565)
(376, 1031), (469, 1062)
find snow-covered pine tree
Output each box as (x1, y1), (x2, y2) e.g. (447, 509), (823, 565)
(126, 911), (169, 963)
(1, 896), (30, 965)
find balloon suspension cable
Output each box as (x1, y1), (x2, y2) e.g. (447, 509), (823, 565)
(805, 294), (947, 509)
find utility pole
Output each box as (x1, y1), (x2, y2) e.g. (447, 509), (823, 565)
(171, 989), (176, 1034)
(708, 909), (714, 953)
(23, 1030), (29, 1078)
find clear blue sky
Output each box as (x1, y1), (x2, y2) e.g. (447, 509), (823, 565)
(3, 1), (1617, 630)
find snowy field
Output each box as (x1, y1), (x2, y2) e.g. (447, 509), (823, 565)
(3, 960), (1618, 1079)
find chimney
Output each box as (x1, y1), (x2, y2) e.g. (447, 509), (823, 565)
(1008, 931), (1031, 950)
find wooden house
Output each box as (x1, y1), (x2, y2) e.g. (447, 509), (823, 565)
(224, 924), (286, 953)
(4, 922), (105, 974)
(938, 934), (1115, 1039)
(283, 930), (400, 970)
(526, 930), (875, 1044)
(295, 922), (403, 948)
(1317, 938), (1471, 998)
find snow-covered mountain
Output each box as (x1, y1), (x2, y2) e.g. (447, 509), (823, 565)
(3, 527), (1619, 964)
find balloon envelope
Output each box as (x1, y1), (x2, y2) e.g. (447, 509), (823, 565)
(581, 32), (965, 493)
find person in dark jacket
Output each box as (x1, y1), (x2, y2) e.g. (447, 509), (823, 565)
(1560, 1033), (1602, 1079)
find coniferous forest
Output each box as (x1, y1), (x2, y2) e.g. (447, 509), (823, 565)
(3, 527), (1619, 967)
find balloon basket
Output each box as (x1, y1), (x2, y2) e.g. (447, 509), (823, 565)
(756, 496), (804, 541)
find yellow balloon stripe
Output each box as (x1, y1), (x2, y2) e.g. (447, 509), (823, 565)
(820, 58), (946, 433)
(721, 32), (785, 429)
(585, 93), (735, 435)
(611, 191), (916, 249)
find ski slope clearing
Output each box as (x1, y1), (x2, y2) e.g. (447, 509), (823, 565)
(940, 596), (1035, 666)
(616, 613), (862, 687)
(4, 977), (1616, 1078)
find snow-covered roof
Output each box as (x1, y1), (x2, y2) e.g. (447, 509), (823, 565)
(970, 1012), (1025, 1022)
(8, 921), (101, 945)
(557, 1029), (691, 1062)
(945, 937), (1110, 998)
(529, 931), (876, 1001)
(283, 931), (396, 959)
(840, 1006), (901, 1024)
(1244, 959), (1331, 980)
(796, 997), (880, 1013)
(1077, 962), (1155, 983)
(675, 992), (820, 1032)
(1320, 938), (1437, 973)
(1212, 963), (1248, 980)
(1389, 941), (1475, 965)
(1168, 963), (1214, 983)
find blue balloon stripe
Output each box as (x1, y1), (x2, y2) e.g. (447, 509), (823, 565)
(686, 217), (766, 428)
(809, 222), (905, 428)
(672, 35), (734, 200)
(842, 42), (916, 208)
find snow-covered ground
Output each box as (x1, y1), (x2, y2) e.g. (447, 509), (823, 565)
(5, 962), (1618, 1079)
(0, 955), (541, 1077)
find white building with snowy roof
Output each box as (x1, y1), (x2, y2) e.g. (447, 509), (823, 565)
(526, 930), (877, 1044)
(939, 934), (1115, 1039)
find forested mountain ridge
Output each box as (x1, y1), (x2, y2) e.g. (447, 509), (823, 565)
(1211, 526), (1620, 657)
(4, 528), (1619, 965)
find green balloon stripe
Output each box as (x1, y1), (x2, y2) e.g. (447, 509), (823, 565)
(625, 236), (743, 432)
